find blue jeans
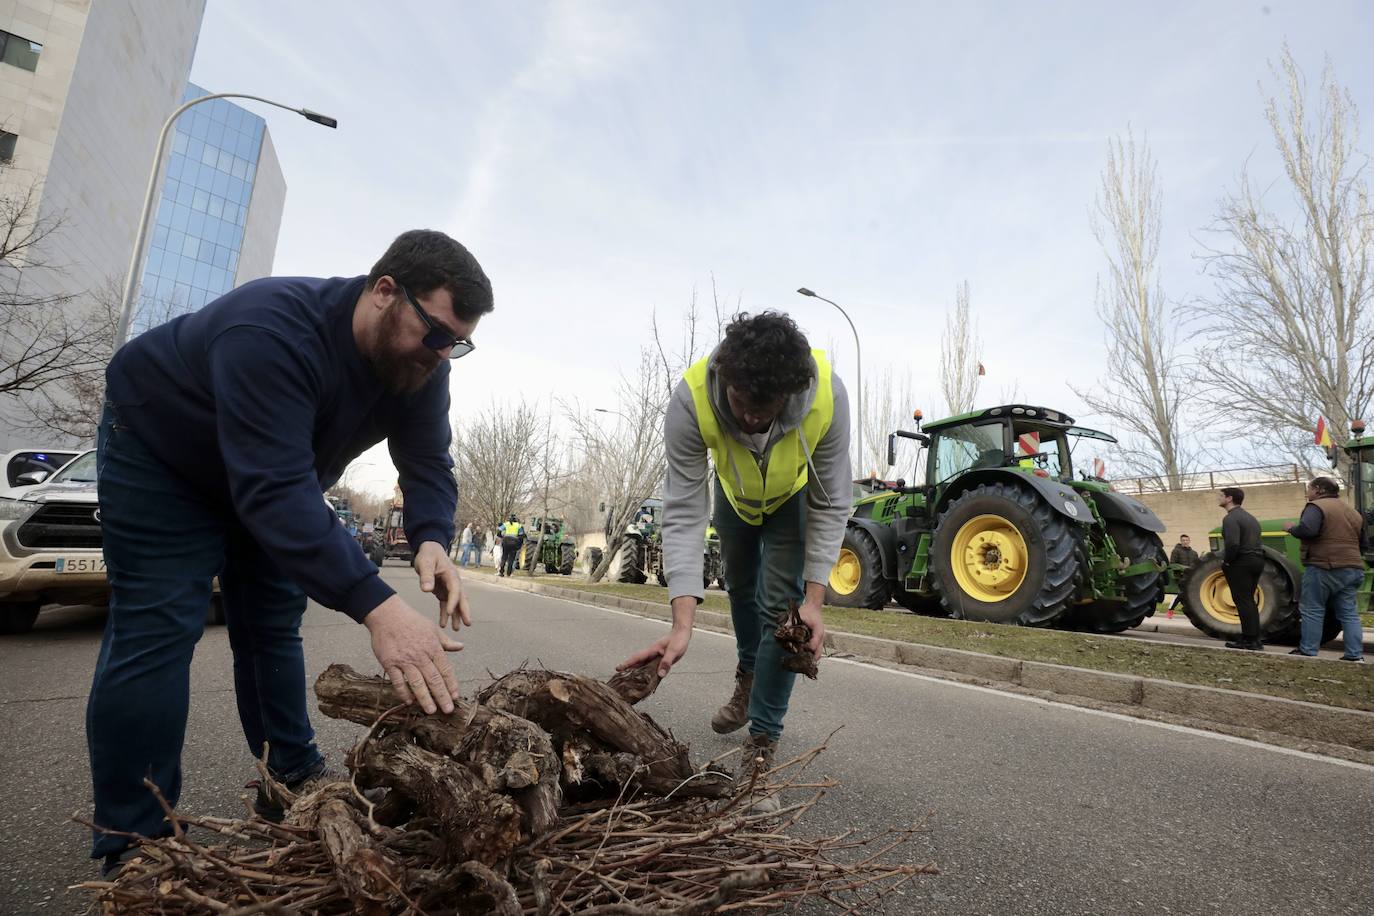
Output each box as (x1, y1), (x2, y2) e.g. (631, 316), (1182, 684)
(87, 404), (323, 859)
(460, 542), (479, 566)
(713, 479), (808, 742)
(1298, 566), (1365, 658)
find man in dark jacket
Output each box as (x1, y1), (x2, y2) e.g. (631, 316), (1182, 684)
(1218, 487), (1265, 650)
(1170, 534), (1199, 568)
(1167, 534), (1199, 611)
(1284, 477), (1367, 660)
(89, 230), (491, 875)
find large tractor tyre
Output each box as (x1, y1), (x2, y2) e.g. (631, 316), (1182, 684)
(0, 600), (41, 635)
(893, 587), (948, 616)
(824, 526), (890, 609)
(930, 482), (1081, 626)
(1179, 554), (1295, 640)
(583, 547), (604, 577)
(521, 543), (537, 571)
(612, 539), (646, 585)
(558, 543), (576, 576)
(656, 568), (668, 587)
(1075, 523), (1169, 634)
(1264, 608), (1344, 646)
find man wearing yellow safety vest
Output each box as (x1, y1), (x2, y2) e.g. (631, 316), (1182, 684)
(619, 311), (851, 805)
(498, 514), (525, 578)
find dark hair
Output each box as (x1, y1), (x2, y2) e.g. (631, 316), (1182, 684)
(1220, 487), (1245, 505)
(1180, 534), (1190, 539)
(368, 230), (494, 321)
(1310, 476), (1340, 497)
(714, 311), (814, 405)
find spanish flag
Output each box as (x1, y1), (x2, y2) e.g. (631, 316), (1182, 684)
(1315, 416), (1333, 447)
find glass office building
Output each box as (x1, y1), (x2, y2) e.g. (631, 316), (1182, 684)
(136, 83), (284, 330)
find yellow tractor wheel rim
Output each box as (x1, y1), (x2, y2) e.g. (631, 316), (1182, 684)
(829, 547), (862, 595)
(1198, 569), (1264, 624)
(950, 515), (1028, 602)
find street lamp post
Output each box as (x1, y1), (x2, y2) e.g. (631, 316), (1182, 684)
(796, 287), (862, 473)
(114, 93), (338, 351)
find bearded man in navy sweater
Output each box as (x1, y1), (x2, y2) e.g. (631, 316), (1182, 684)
(88, 230), (490, 875)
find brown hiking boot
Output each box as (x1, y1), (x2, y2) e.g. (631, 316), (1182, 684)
(710, 666), (754, 734)
(733, 733), (780, 815)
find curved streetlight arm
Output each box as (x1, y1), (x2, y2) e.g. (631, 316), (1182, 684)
(114, 93), (338, 351)
(797, 287), (863, 473)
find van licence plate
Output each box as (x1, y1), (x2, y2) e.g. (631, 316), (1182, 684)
(56, 556), (105, 574)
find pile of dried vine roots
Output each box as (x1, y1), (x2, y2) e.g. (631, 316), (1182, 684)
(79, 661), (934, 914)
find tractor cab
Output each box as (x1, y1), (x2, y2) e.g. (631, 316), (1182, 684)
(528, 516), (565, 538)
(917, 405), (1092, 491)
(1344, 421), (1374, 537)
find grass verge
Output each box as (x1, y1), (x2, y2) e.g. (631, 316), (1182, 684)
(467, 566), (1374, 713)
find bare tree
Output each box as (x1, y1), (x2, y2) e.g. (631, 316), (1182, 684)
(13, 280), (188, 441)
(567, 353), (671, 582)
(939, 281), (981, 416)
(521, 410), (575, 576)
(1072, 130), (1195, 488)
(1198, 48), (1374, 477)
(451, 400), (542, 531)
(568, 296), (719, 583)
(854, 364), (921, 479)
(0, 166), (114, 439)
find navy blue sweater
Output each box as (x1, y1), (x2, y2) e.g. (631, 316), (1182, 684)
(106, 275), (457, 622)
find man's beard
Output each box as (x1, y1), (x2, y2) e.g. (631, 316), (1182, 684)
(370, 304), (442, 394)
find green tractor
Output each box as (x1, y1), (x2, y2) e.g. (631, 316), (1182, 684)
(825, 405), (1170, 632)
(605, 499), (726, 590)
(1179, 421), (1374, 643)
(520, 516), (578, 575)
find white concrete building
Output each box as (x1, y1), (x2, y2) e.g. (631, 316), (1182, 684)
(0, 1), (287, 450)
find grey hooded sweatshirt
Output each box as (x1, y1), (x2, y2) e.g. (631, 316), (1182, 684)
(662, 346), (852, 603)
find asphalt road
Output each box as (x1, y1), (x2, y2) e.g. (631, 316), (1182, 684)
(2, 568), (1372, 915)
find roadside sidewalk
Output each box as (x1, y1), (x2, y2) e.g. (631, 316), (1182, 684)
(472, 570), (1374, 758)
(1138, 609), (1374, 653)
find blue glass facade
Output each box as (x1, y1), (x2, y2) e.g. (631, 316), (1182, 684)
(136, 84), (266, 328)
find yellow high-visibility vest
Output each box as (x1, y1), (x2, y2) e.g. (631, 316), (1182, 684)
(685, 348), (834, 525)
(500, 521), (522, 537)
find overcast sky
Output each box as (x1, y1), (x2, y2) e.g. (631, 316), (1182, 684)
(187, 1), (1374, 494)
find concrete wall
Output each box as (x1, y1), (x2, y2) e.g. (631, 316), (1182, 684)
(34, 0), (205, 303)
(1135, 482), (1310, 549)
(0, 0), (204, 451)
(236, 125), (284, 284)
(0, 0), (86, 188)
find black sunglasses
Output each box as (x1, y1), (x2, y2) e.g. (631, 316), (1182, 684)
(398, 284), (475, 358)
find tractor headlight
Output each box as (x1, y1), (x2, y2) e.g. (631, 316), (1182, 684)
(0, 498), (33, 521)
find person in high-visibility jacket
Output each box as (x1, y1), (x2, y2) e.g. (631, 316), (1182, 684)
(619, 311), (852, 808)
(498, 514), (525, 577)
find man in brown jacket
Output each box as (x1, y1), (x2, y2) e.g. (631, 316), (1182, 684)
(1284, 477), (1367, 660)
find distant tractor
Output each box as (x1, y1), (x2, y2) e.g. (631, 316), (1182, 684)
(605, 498), (724, 590)
(1179, 420), (1374, 644)
(520, 516), (578, 575)
(378, 502), (410, 565)
(825, 405), (1170, 633)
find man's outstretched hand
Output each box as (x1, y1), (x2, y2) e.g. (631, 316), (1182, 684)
(618, 596), (697, 678)
(364, 595), (462, 714)
(415, 540), (471, 632)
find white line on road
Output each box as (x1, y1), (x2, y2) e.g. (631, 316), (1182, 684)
(492, 582), (1374, 775)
